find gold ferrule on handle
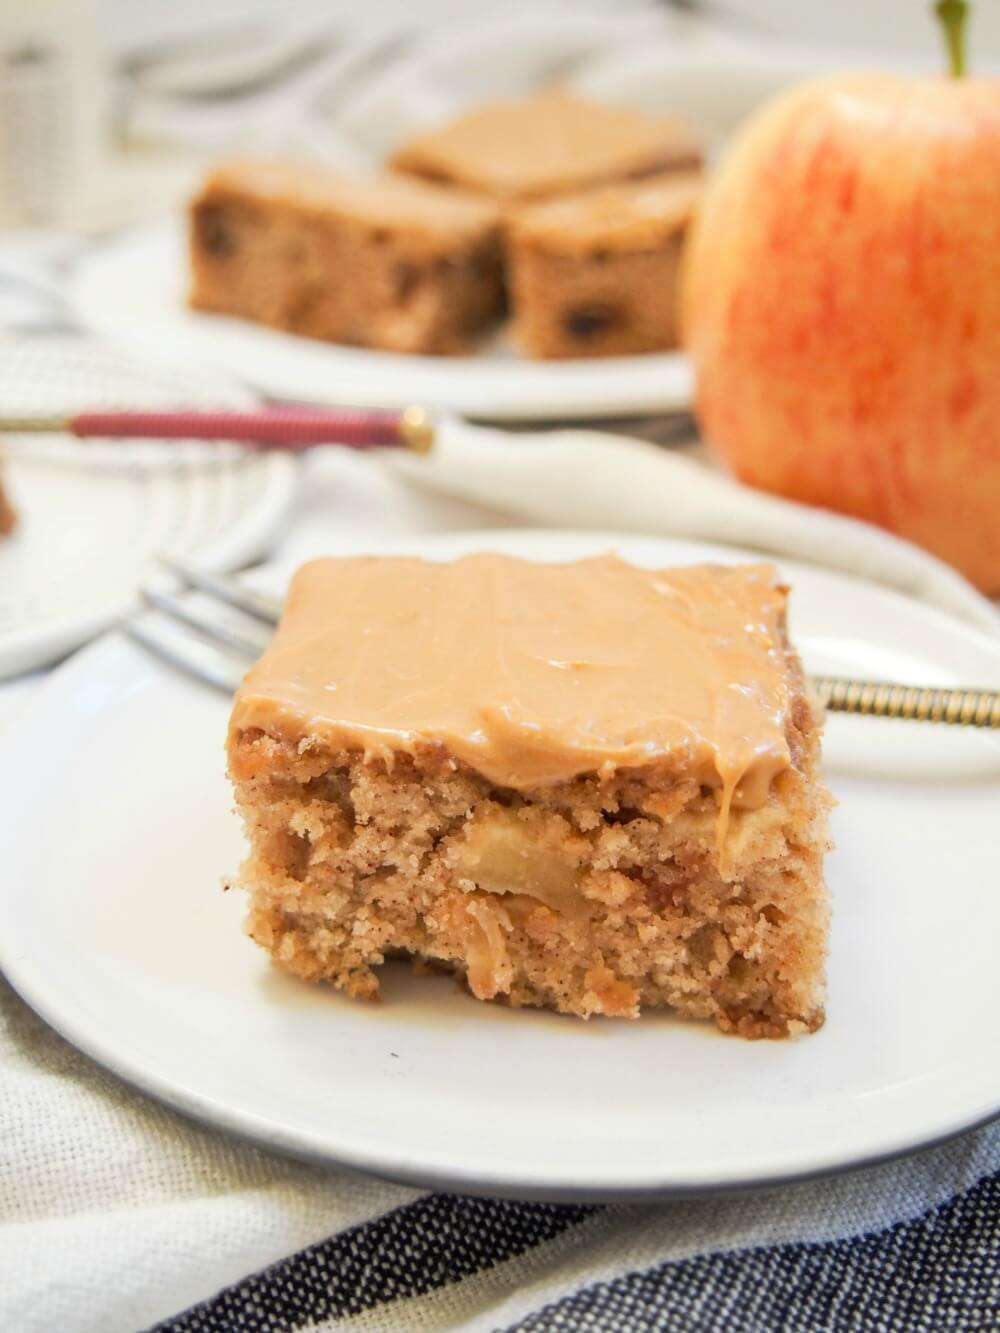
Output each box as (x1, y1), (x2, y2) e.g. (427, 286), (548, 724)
(0, 415), (70, 433)
(398, 405), (434, 455)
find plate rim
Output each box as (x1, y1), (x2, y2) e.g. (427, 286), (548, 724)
(68, 219), (695, 423)
(0, 449), (298, 679)
(2, 529), (999, 1201)
(3, 874), (999, 1205)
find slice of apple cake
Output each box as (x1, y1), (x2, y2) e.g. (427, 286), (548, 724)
(227, 553), (832, 1037)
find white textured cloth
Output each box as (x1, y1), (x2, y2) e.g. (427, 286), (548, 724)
(88, 0), (861, 227)
(107, 2), (828, 169)
(393, 418), (1000, 633)
(2, 949), (998, 1333)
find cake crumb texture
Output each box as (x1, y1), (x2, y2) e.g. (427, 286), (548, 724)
(229, 722), (830, 1038)
(227, 557), (832, 1039)
(189, 159), (504, 355)
(508, 173), (703, 358)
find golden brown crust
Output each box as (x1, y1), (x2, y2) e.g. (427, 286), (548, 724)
(198, 159), (499, 235)
(510, 173), (701, 253)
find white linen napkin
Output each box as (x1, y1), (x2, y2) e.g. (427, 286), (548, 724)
(392, 418), (1000, 634)
(108, 0), (845, 196)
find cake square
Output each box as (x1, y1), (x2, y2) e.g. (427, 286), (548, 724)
(391, 90), (702, 204)
(189, 160), (504, 355)
(227, 554), (831, 1038)
(508, 173), (702, 358)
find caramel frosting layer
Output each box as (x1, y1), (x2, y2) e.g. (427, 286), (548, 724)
(230, 554), (795, 802)
(392, 91), (702, 201)
(201, 159), (499, 235)
(511, 173), (702, 254)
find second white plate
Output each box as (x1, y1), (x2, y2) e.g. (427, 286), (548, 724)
(69, 220), (693, 422)
(0, 339), (298, 678)
(2, 530), (999, 1199)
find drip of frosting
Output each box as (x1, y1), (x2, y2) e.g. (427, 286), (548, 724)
(231, 553), (795, 806)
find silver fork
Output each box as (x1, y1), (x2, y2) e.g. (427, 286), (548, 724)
(125, 557), (1000, 728)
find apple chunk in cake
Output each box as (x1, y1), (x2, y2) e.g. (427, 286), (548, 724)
(227, 553), (832, 1038)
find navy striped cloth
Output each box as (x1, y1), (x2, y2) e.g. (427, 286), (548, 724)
(4, 959), (996, 1331)
(150, 1131), (1000, 1332)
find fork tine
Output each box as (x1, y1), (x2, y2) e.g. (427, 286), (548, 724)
(158, 555), (283, 624)
(140, 587), (272, 659)
(124, 616), (248, 693)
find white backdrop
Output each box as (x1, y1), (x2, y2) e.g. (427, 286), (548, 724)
(102, 0), (1000, 64)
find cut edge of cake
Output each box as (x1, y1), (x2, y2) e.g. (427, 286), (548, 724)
(226, 555), (833, 1039)
(188, 159), (505, 355)
(507, 173), (703, 358)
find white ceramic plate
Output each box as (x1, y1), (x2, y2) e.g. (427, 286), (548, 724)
(2, 530), (999, 1200)
(68, 221), (693, 422)
(0, 339), (298, 678)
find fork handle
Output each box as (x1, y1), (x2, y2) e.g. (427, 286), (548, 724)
(813, 676), (1000, 727)
(63, 406), (434, 452)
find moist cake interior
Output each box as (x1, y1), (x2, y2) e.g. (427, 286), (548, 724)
(189, 160), (504, 355)
(227, 554), (832, 1038)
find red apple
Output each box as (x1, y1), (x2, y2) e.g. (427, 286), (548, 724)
(683, 50), (1000, 592)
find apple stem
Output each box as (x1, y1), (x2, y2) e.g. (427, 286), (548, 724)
(935, 0), (969, 77)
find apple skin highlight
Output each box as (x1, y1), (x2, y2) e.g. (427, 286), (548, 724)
(683, 73), (1000, 594)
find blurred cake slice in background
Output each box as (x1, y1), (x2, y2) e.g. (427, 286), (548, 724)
(508, 172), (702, 357)
(392, 89), (702, 205)
(189, 160), (503, 355)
